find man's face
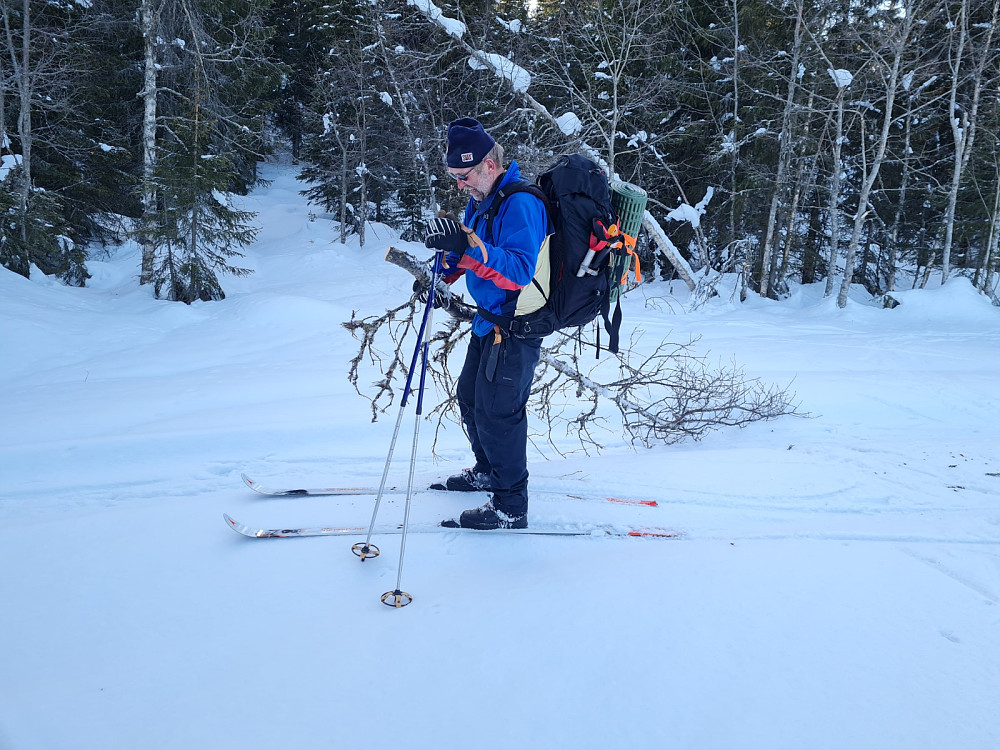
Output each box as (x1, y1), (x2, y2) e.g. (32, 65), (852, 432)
(449, 158), (499, 202)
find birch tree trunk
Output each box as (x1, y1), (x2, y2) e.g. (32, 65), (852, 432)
(0, 53), (5, 158)
(837, 5), (916, 308)
(139, 0), (162, 286)
(940, 0), (998, 283)
(978, 156), (1000, 296)
(759, 0), (805, 299)
(339, 135), (349, 245)
(824, 87), (846, 298)
(728, 0), (740, 260)
(356, 67), (368, 248)
(3, 0), (34, 249)
(188, 65), (201, 284)
(779, 95), (820, 294)
(16, 0), (30, 246)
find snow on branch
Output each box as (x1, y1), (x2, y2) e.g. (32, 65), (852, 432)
(469, 52), (531, 94)
(405, 0), (466, 38)
(828, 68), (854, 89)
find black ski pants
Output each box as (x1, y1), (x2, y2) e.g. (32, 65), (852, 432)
(456, 328), (542, 516)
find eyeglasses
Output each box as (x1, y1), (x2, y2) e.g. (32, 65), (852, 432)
(449, 164), (481, 184)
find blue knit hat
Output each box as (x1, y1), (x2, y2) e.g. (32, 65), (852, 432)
(446, 118), (495, 168)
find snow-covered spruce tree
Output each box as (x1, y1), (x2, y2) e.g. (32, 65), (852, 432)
(139, 0), (276, 301)
(28, 0), (144, 248)
(0, 166), (84, 283)
(150, 103), (257, 302)
(0, 0), (93, 284)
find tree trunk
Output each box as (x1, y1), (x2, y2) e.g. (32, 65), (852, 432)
(356, 72), (367, 247)
(758, 0), (804, 299)
(886, 104), (915, 294)
(139, 0), (162, 286)
(941, 0), (998, 283)
(15, 0), (31, 249)
(978, 157), (1000, 295)
(339, 139), (349, 244)
(838, 7), (914, 308)
(728, 0), (740, 267)
(824, 89), (845, 298)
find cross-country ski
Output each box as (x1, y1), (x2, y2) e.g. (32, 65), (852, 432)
(223, 512), (681, 539)
(240, 472), (658, 506)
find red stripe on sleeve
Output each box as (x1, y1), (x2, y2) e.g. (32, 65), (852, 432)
(458, 255), (524, 291)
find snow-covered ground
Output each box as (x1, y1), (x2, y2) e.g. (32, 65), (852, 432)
(2, 162), (998, 750)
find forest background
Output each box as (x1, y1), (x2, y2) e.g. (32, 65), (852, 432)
(1, 0), (999, 307)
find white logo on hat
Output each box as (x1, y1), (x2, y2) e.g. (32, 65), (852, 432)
(461, 152), (474, 163)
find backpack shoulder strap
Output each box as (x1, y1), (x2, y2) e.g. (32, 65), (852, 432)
(484, 180), (548, 243)
(476, 180), (549, 333)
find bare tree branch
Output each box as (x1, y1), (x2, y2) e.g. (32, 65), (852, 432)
(345, 246), (802, 454)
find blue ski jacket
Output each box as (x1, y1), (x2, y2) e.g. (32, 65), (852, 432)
(453, 162), (549, 337)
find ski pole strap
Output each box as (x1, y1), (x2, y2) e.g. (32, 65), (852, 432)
(485, 326), (503, 382)
(607, 299), (622, 354)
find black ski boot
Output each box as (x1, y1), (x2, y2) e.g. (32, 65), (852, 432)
(430, 468), (490, 492)
(441, 498), (527, 530)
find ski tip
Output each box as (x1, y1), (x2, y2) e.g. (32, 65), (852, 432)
(606, 497), (659, 507)
(626, 528), (683, 538)
(223, 513), (267, 538)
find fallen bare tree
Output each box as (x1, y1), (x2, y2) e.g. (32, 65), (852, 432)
(343, 247), (801, 455)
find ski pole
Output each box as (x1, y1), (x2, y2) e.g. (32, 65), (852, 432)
(352, 249), (444, 573)
(380, 299), (435, 609)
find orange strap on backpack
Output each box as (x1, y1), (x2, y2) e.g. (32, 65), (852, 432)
(621, 233), (642, 285)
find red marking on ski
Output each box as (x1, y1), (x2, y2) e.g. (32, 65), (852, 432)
(566, 494), (658, 507)
(606, 497), (658, 507)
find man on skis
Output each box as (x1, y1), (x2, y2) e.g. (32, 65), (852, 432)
(424, 117), (548, 530)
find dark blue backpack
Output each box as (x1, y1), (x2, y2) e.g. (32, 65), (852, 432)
(477, 154), (627, 353)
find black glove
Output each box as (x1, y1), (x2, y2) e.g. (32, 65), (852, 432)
(411, 278), (450, 309)
(424, 217), (468, 255)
